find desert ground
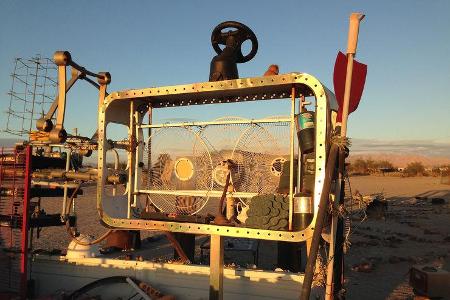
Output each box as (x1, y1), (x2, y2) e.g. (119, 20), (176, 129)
(33, 175), (450, 299)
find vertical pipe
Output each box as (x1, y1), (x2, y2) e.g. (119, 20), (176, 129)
(127, 100), (136, 218)
(133, 109), (142, 208)
(20, 145), (32, 299)
(112, 149), (119, 196)
(209, 234), (224, 300)
(145, 107), (152, 211)
(147, 106), (152, 190)
(55, 65), (67, 130)
(61, 149), (71, 219)
(288, 85), (296, 230)
(296, 94), (305, 192)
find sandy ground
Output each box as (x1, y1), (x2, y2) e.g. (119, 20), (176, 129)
(345, 176), (450, 300)
(31, 176), (450, 299)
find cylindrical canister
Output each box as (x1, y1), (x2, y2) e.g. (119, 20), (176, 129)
(292, 193), (314, 230)
(296, 112), (315, 154)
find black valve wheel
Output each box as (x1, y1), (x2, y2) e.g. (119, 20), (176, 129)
(211, 21), (258, 63)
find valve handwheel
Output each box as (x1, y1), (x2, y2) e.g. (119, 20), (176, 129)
(211, 21), (258, 63)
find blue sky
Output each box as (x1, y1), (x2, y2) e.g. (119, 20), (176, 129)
(1, 1), (449, 155)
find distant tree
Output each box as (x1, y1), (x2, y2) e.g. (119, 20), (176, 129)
(404, 161), (426, 176)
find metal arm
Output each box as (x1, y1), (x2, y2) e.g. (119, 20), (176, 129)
(36, 51), (111, 144)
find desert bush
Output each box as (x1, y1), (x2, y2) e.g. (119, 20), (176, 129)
(403, 161), (426, 176)
(348, 158), (395, 175)
(350, 158), (370, 175)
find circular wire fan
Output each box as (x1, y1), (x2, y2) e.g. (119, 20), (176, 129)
(197, 117), (247, 191)
(144, 127), (213, 214)
(198, 117), (290, 205)
(233, 123), (288, 197)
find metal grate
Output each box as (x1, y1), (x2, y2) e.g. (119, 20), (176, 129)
(0, 146), (31, 297)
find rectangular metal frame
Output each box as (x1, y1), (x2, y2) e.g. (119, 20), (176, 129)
(97, 72), (338, 243)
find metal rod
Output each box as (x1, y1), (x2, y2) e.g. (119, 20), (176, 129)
(301, 144), (339, 300)
(147, 106), (152, 190)
(137, 189), (258, 198)
(55, 65), (67, 129)
(32, 169), (124, 184)
(139, 117), (290, 129)
(209, 234), (224, 300)
(296, 95), (304, 193)
(68, 60), (104, 79)
(288, 85), (295, 230)
(133, 109), (142, 208)
(111, 149), (119, 196)
(127, 100), (136, 218)
(61, 149), (71, 218)
(32, 180), (81, 189)
(44, 70), (81, 121)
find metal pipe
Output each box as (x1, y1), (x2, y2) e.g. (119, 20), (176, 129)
(111, 149), (120, 196)
(32, 169), (125, 184)
(288, 85), (296, 230)
(139, 117), (290, 129)
(127, 100), (136, 218)
(68, 60), (104, 79)
(32, 180), (81, 189)
(61, 149), (71, 218)
(137, 189), (257, 198)
(300, 144), (339, 300)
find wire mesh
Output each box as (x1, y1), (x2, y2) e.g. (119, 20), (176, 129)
(3, 56), (57, 136)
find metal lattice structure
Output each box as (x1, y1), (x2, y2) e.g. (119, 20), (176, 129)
(4, 56), (57, 136)
(0, 146), (31, 298)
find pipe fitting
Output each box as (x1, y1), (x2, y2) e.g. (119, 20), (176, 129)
(36, 118), (53, 132)
(49, 128), (67, 143)
(53, 51), (72, 66)
(98, 72), (111, 85)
